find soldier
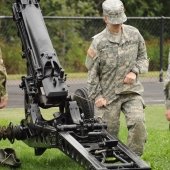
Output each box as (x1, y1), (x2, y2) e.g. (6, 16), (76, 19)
(164, 51), (170, 121)
(85, 0), (149, 156)
(0, 48), (8, 108)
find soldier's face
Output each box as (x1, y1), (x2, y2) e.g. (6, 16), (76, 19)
(104, 16), (122, 33)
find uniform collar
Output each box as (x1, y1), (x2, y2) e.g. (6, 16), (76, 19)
(106, 24), (129, 45)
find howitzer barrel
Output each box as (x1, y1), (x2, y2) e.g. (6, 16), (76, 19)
(12, 0), (68, 107)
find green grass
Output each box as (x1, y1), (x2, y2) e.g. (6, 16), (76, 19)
(0, 105), (170, 170)
(119, 105), (170, 170)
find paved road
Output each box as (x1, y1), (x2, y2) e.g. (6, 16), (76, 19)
(6, 79), (165, 108)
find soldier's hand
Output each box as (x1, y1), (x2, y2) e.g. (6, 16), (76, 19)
(0, 97), (8, 109)
(165, 109), (170, 121)
(124, 72), (136, 84)
(95, 97), (107, 108)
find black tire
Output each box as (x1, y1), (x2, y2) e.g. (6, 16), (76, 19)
(73, 87), (94, 119)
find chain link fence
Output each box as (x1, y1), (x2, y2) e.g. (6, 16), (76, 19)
(0, 16), (170, 82)
(1, 16), (169, 107)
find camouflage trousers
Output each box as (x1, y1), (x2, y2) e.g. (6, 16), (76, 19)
(94, 93), (147, 156)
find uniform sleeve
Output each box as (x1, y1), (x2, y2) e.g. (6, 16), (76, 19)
(85, 39), (97, 70)
(164, 57), (170, 109)
(164, 86), (170, 109)
(87, 57), (102, 100)
(85, 39), (102, 100)
(131, 32), (149, 74)
(0, 48), (8, 99)
(85, 54), (94, 70)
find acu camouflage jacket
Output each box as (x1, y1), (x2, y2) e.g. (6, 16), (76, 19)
(0, 48), (7, 100)
(164, 51), (170, 109)
(85, 24), (149, 104)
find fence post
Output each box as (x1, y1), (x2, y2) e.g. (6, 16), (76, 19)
(159, 16), (164, 82)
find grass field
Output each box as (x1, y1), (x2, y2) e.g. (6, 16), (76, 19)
(0, 105), (170, 170)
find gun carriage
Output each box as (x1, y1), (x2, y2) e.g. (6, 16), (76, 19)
(0, 0), (151, 169)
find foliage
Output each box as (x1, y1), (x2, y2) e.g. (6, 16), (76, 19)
(63, 34), (89, 72)
(0, 1), (170, 73)
(122, 0), (163, 16)
(35, 0), (100, 16)
(0, 0), (11, 15)
(146, 39), (170, 71)
(0, 38), (26, 74)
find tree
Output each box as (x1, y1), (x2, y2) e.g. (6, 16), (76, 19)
(122, 0), (163, 17)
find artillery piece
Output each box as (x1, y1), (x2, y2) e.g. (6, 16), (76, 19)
(0, 0), (151, 169)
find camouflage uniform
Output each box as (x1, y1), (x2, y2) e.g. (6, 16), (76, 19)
(0, 48), (7, 101)
(85, 24), (149, 156)
(164, 51), (170, 109)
